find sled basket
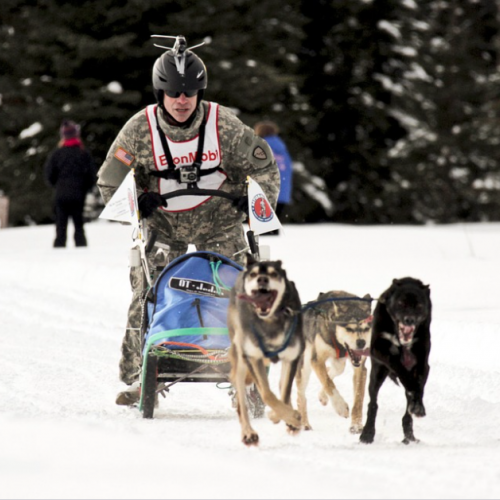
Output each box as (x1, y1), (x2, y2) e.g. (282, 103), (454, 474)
(139, 251), (242, 416)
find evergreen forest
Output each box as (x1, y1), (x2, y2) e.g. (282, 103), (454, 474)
(1, 0), (500, 226)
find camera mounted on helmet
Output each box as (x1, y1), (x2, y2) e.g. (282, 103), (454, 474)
(151, 35), (208, 110)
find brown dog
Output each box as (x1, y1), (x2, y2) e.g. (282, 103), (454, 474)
(228, 255), (304, 446)
(296, 291), (372, 433)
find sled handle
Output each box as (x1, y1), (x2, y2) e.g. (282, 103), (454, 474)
(159, 188), (264, 260)
(160, 188), (240, 203)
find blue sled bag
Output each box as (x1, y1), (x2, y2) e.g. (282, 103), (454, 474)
(143, 251), (242, 355)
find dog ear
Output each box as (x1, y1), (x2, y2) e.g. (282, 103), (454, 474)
(245, 253), (257, 267)
(364, 314), (374, 324)
(378, 288), (391, 304)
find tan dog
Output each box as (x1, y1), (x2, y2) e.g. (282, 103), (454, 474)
(296, 291), (372, 433)
(228, 255), (304, 446)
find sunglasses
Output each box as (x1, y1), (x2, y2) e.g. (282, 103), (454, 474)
(164, 89), (199, 98)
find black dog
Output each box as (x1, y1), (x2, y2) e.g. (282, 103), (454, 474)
(360, 277), (431, 444)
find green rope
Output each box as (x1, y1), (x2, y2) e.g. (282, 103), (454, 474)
(210, 260), (232, 294)
(138, 327), (229, 411)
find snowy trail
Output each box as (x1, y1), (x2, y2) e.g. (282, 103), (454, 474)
(1, 222), (500, 499)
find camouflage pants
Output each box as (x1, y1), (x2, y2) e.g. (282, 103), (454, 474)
(118, 201), (247, 385)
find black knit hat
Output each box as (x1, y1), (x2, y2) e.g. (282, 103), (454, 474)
(60, 120), (80, 140)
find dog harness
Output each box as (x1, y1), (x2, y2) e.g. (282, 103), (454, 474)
(250, 311), (299, 359)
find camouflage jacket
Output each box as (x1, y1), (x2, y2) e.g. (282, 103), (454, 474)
(97, 101), (280, 218)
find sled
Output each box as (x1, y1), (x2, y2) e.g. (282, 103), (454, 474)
(135, 187), (269, 420)
(139, 250), (267, 419)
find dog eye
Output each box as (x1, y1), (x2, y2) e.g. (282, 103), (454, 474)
(249, 272), (258, 278)
(269, 271), (278, 278)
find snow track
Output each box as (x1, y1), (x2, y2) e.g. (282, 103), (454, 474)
(1, 222), (499, 499)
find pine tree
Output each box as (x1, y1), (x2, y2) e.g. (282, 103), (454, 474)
(298, 0), (408, 223)
(388, 0), (500, 222)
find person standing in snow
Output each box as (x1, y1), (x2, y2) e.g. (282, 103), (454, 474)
(254, 120), (293, 234)
(44, 120), (97, 248)
(97, 36), (280, 405)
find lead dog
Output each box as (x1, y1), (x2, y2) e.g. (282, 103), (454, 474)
(360, 277), (432, 444)
(296, 291), (372, 433)
(228, 255), (304, 446)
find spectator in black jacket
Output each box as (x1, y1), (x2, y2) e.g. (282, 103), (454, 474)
(45, 120), (97, 247)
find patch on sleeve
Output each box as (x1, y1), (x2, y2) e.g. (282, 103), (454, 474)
(252, 146), (267, 161)
(114, 147), (135, 166)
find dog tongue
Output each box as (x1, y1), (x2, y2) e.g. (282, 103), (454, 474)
(346, 346), (370, 364)
(251, 290), (275, 310)
(401, 325), (414, 335)
(354, 349), (371, 357)
(237, 291), (276, 312)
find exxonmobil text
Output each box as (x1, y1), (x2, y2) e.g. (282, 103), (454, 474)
(159, 149), (219, 167)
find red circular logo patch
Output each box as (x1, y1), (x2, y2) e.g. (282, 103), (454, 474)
(251, 195), (273, 222)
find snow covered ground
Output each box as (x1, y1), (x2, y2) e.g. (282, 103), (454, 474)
(1, 221), (499, 500)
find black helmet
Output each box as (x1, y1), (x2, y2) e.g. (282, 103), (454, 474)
(152, 35), (207, 104)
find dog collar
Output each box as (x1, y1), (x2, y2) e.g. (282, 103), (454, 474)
(330, 330), (348, 359)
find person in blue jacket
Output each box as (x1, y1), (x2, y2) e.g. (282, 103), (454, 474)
(254, 121), (293, 233)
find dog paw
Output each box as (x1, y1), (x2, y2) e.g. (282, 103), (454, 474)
(242, 431), (259, 446)
(284, 410), (301, 429)
(286, 423), (301, 435)
(402, 436), (420, 445)
(332, 395), (349, 418)
(267, 410), (281, 424)
(349, 423), (363, 434)
(318, 390), (328, 406)
(359, 429), (374, 444)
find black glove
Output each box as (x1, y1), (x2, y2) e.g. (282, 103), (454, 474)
(138, 192), (166, 218)
(232, 195), (249, 215)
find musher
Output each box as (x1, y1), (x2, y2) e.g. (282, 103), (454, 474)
(97, 36), (280, 405)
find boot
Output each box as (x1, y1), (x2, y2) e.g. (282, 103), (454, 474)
(115, 382), (141, 406)
(75, 234), (87, 247)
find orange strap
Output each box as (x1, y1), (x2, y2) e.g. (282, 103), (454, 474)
(158, 340), (221, 360)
